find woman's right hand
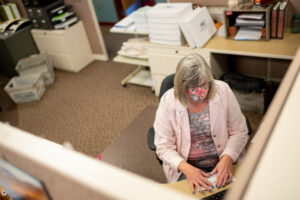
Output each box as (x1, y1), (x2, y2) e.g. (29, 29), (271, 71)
(178, 161), (213, 193)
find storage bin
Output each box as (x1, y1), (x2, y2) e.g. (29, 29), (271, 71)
(16, 53), (55, 86)
(4, 74), (46, 104)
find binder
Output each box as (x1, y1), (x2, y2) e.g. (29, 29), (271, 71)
(277, 0), (288, 39)
(271, 1), (280, 38)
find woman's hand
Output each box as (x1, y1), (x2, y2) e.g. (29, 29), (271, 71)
(210, 155), (233, 188)
(178, 161), (213, 193)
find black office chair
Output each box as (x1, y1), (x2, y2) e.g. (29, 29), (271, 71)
(147, 74), (252, 165)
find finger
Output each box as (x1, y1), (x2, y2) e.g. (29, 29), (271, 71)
(210, 167), (217, 175)
(189, 182), (195, 194)
(199, 179), (212, 191)
(201, 176), (213, 188)
(195, 183), (204, 193)
(216, 173), (223, 188)
(228, 173), (233, 184)
(221, 173), (228, 187)
(201, 171), (210, 177)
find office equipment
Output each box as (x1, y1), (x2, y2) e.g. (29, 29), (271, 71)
(225, 48), (300, 200)
(25, 0), (64, 29)
(4, 73), (46, 103)
(277, 0), (288, 39)
(31, 21), (93, 72)
(16, 53), (55, 86)
(6, 18), (30, 33)
(271, 1), (280, 38)
(202, 189), (228, 200)
(0, 122), (195, 200)
(180, 7), (217, 48)
(147, 3), (192, 46)
(0, 26), (39, 77)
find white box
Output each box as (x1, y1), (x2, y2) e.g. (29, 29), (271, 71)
(16, 53), (55, 86)
(4, 74), (46, 104)
(181, 7), (217, 48)
(147, 3), (192, 19)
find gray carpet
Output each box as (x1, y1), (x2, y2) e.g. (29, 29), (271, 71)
(102, 105), (167, 183)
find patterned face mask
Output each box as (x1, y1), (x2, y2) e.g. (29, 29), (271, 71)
(186, 83), (209, 103)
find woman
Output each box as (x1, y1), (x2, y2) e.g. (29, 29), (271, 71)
(154, 53), (249, 193)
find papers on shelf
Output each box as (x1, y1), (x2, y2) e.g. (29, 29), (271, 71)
(235, 18), (265, 27)
(238, 13), (264, 20)
(234, 27), (262, 40)
(114, 15), (134, 29)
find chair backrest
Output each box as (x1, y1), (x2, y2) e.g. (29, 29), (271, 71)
(159, 74), (175, 101)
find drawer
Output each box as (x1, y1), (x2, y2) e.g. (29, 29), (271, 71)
(149, 52), (185, 75)
(47, 52), (74, 72)
(32, 33), (69, 54)
(148, 44), (192, 56)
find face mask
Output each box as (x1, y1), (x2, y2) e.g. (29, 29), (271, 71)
(187, 84), (209, 103)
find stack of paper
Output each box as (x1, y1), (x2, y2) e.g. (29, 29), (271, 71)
(132, 6), (150, 32)
(234, 27), (262, 40)
(180, 7), (217, 48)
(235, 13), (264, 40)
(146, 3), (192, 46)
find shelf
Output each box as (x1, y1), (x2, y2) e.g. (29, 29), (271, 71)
(121, 66), (153, 87)
(113, 55), (149, 66)
(110, 26), (148, 35)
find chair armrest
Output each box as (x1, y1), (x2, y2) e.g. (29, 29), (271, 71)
(147, 127), (156, 151)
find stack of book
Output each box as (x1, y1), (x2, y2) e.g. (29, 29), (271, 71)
(180, 7), (216, 48)
(271, 0), (288, 39)
(234, 13), (265, 40)
(0, 3), (21, 21)
(147, 3), (192, 46)
(132, 6), (151, 32)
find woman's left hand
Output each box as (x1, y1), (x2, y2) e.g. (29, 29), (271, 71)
(210, 154), (233, 188)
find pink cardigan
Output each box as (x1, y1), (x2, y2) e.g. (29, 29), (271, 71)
(154, 80), (249, 183)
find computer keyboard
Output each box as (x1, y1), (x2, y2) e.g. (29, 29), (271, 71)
(202, 189), (227, 200)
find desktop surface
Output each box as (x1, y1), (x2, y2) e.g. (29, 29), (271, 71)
(204, 28), (300, 59)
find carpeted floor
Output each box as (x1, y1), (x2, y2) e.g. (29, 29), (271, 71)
(101, 105), (167, 183)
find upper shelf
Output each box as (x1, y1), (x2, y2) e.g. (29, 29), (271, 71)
(113, 55), (149, 66)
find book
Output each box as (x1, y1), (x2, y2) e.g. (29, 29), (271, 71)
(277, 0), (288, 39)
(271, 1), (281, 38)
(8, 3), (21, 19)
(0, 5), (14, 20)
(182, 7), (216, 48)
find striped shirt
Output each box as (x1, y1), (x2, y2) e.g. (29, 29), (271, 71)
(187, 105), (219, 169)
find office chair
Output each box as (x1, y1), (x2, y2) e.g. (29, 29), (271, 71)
(147, 74), (252, 165)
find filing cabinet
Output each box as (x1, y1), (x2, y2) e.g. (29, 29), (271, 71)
(147, 43), (211, 96)
(31, 21), (93, 72)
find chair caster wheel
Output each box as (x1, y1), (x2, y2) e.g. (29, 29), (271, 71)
(122, 84), (127, 87)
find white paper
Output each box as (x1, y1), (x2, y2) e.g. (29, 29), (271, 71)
(234, 27), (262, 40)
(238, 13), (264, 20)
(200, 173), (236, 191)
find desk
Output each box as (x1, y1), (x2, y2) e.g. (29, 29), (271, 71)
(148, 29), (300, 95)
(165, 166), (239, 199)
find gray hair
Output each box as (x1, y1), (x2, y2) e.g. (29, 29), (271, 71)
(174, 53), (215, 107)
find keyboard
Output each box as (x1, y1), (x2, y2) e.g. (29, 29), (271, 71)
(202, 189), (227, 200)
